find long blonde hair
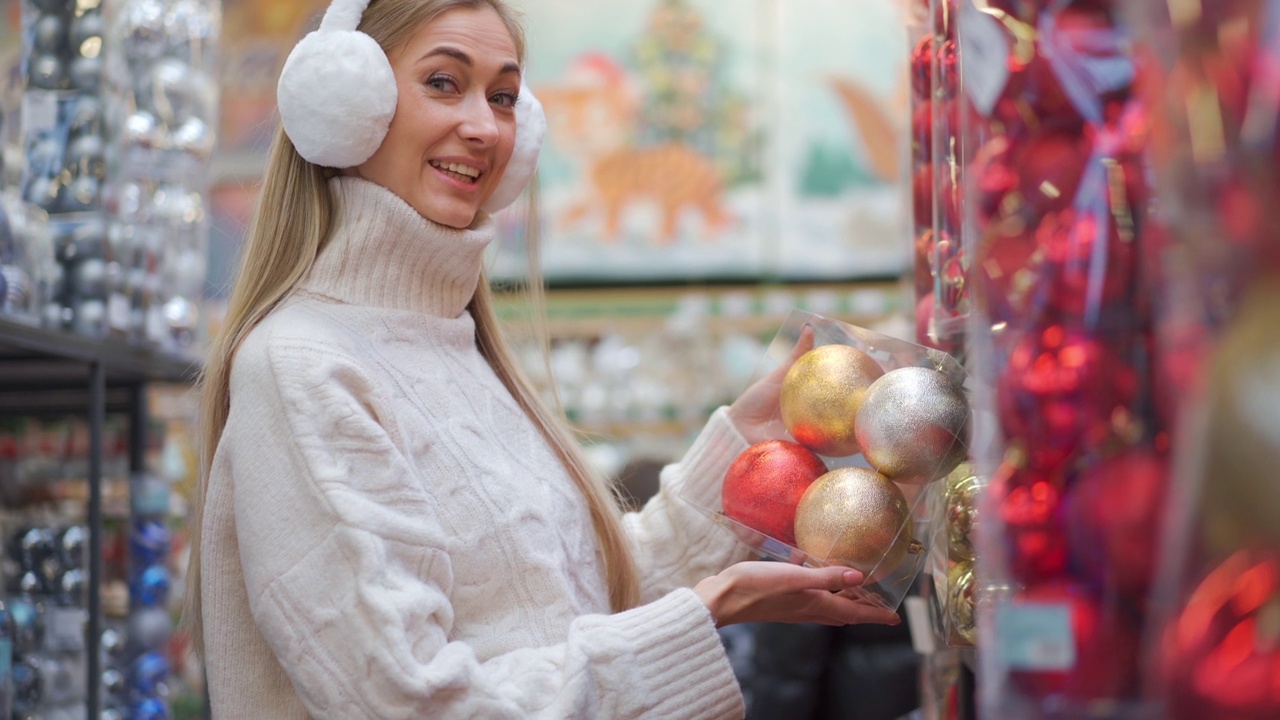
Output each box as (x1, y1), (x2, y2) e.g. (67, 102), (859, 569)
(185, 0), (640, 659)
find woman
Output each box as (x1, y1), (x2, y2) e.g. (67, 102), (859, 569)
(187, 0), (900, 717)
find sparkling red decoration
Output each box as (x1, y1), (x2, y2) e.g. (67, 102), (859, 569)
(911, 34), (935, 100)
(1014, 131), (1091, 215)
(1007, 581), (1141, 702)
(995, 461), (1069, 583)
(1065, 449), (1170, 601)
(1158, 550), (1280, 720)
(722, 440), (829, 547)
(996, 326), (1139, 463)
(1036, 208), (1138, 320)
(972, 227), (1040, 325)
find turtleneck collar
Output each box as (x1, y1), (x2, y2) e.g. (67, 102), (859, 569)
(299, 176), (497, 318)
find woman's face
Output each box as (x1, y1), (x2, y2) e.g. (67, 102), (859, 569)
(354, 7), (520, 228)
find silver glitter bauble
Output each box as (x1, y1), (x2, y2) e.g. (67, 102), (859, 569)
(855, 366), (970, 485)
(28, 54), (65, 90)
(123, 111), (160, 150)
(171, 116), (214, 159)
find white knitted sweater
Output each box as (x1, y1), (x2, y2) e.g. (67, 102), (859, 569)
(201, 177), (751, 719)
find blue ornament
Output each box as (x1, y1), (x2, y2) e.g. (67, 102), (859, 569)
(129, 519), (170, 565)
(130, 651), (168, 695)
(131, 564), (170, 607)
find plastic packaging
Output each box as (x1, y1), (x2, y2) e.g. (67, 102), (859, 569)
(683, 309), (969, 611)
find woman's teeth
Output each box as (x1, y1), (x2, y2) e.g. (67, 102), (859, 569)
(430, 160), (480, 184)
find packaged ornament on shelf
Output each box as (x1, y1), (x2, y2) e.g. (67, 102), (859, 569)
(909, 0), (971, 356)
(18, 0), (111, 338)
(961, 0), (1169, 716)
(926, 462), (982, 648)
(0, 191), (57, 324)
(681, 309), (971, 611)
(101, 0), (220, 352)
(1123, 1), (1280, 718)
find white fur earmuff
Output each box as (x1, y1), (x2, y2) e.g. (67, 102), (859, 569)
(277, 0), (397, 169)
(278, 0), (545, 213)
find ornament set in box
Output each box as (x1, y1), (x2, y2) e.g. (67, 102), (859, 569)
(1, 522), (92, 719)
(910, 0), (969, 356)
(1126, 1), (1280, 717)
(960, 0), (1169, 716)
(102, 0), (219, 351)
(12, 0), (218, 348)
(100, 473), (174, 720)
(683, 310), (971, 610)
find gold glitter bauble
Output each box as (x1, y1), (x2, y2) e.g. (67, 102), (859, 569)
(855, 366), (971, 485)
(794, 466), (913, 581)
(947, 561), (977, 646)
(780, 345), (885, 457)
(944, 466), (981, 562)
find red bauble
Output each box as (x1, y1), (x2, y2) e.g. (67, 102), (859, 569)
(1014, 131), (1091, 215)
(935, 38), (959, 100)
(1159, 550), (1280, 720)
(1008, 581), (1140, 702)
(915, 293), (964, 354)
(1065, 450), (1170, 600)
(996, 326), (1139, 464)
(911, 35), (935, 100)
(913, 164), (935, 229)
(995, 461), (1069, 583)
(722, 440), (828, 547)
(972, 228), (1040, 325)
(914, 228), (939, 297)
(1036, 208), (1138, 320)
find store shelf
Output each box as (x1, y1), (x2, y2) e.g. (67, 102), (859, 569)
(0, 317), (199, 392)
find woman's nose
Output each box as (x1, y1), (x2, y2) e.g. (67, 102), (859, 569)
(459, 92), (499, 146)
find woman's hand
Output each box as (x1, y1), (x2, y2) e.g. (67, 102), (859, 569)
(726, 325), (815, 445)
(693, 561), (902, 628)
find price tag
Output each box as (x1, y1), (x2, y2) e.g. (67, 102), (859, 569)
(960, 2), (1011, 117)
(904, 595), (938, 655)
(996, 600), (1075, 670)
(21, 92), (59, 134)
(108, 292), (131, 330)
(45, 607), (87, 652)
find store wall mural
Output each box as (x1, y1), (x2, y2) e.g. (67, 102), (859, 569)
(496, 0), (908, 282)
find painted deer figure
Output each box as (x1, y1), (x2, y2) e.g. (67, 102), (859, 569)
(537, 53), (730, 244)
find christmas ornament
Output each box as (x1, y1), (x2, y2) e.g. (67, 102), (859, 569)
(1007, 581), (1139, 701)
(780, 344), (884, 457)
(947, 560), (976, 645)
(911, 34), (935, 99)
(972, 224), (1041, 326)
(721, 440), (828, 547)
(1066, 449), (1169, 600)
(944, 466), (981, 562)
(995, 460), (1069, 583)
(794, 467), (917, 581)
(1037, 208), (1137, 320)
(1158, 550), (1280, 720)
(1013, 130), (1090, 215)
(996, 326), (1138, 465)
(855, 366), (970, 485)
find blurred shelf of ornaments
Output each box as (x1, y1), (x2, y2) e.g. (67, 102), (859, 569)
(0, 0), (1277, 719)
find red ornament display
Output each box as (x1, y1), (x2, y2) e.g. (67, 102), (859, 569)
(995, 326), (1139, 462)
(1036, 208), (1138, 320)
(721, 440), (828, 547)
(1013, 131), (1091, 216)
(994, 462), (1069, 583)
(1007, 582), (1140, 702)
(1065, 450), (1170, 600)
(1158, 550), (1280, 720)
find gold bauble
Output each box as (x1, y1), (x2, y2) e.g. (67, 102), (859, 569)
(1201, 281), (1280, 554)
(794, 466), (913, 580)
(947, 561), (977, 646)
(780, 344), (885, 457)
(855, 366), (971, 485)
(944, 465), (981, 562)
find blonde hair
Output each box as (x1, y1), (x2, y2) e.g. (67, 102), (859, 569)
(185, 0), (639, 659)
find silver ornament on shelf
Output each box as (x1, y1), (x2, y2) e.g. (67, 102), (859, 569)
(172, 116), (214, 159)
(118, 0), (168, 64)
(123, 110), (161, 151)
(855, 366), (971, 485)
(33, 14), (66, 54)
(69, 10), (105, 54)
(73, 298), (107, 337)
(68, 54), (104, 92)
(28, 54), (65, 90)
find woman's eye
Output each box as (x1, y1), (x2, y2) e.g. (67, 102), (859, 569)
(427, 75), (459, 93)
(491, 91), (518, 108)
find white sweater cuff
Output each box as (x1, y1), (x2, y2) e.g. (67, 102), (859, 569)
(608, 589), (744, 718)
(676, 407), (749, 512)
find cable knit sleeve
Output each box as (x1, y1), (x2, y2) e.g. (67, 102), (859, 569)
(222, 328), (744, 720)
(622, 408), (756, 601)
